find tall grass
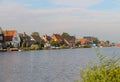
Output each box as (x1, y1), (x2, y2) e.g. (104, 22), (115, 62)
(75, 49), (120, 82)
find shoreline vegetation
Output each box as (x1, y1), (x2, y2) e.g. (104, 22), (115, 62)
(0, 45), (92, 52)
(0, 43), (116, 52)
(0, 45), (114, 52)
(75, 50), (120, 82)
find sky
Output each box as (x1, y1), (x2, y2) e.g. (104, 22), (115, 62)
(0, 0), (120, 42)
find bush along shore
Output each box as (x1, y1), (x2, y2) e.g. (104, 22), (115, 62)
(75, 50), (120, 82)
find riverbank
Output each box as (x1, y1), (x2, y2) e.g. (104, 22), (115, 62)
(0, 45), (116, 52)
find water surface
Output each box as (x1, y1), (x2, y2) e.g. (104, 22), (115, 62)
(0, 47), (119, 82)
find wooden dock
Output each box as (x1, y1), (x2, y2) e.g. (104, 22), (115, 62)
(0, 49), (7, 52)
(8, 48), (19, 51)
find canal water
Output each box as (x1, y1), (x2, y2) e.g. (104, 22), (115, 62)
(0, 47), (119, 82)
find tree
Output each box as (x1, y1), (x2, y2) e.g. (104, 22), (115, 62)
(93, 37), (99, 44)
(50, 40), (59, 47)
(106, 40), (110, 44)
(39, 39), (45, 49)
(61, 32), (70, 38)
(31, 32), (40, 37)
(31, 32), (41, 44)
(22, 41), (26, 48)
(75, 41), (81, 47)
(30, 44), (40, 50)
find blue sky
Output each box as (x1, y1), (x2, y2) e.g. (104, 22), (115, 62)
(0, 0), (120, 42)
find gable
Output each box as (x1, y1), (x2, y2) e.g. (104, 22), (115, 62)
(80, 38), (87, 43)
(51, 34), (63, 42)
(4, 30), (16, 41)
(64, 36), (75, 43)
(4, 30), (16, 37)
(0, 27), (3, 34)
(31, 35), (41, 42)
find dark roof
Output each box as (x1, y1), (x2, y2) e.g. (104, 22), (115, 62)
(19, 32), (31, 42)
(0, 27), (3, 34)
(51, 34), (63, 42)
(31, 35), (41, 43)
(0, 27), (4, 42)
(64, 36), (75, 43)
(43, 35), (51, 41)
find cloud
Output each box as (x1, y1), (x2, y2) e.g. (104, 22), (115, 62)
(0, 2), (120, 41)
(0, 3), (120, 25)
(51, 0), (103, 7)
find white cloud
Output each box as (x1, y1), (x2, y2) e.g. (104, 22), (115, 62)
(51, 0), (103, 7)
(0, 3), (120, 25)
(0, 2), (120, 41)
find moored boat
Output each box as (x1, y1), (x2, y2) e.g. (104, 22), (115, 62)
(0, 49), (7, 52)
(8, 48), (19, 51)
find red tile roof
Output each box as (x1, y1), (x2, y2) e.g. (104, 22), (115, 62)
(80, 38), (87, 44)
(51, 34), (63, 42)
(4, 30), (16, 37)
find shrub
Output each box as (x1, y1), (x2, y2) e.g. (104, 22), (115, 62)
(75, 50), (120, 82)
(60, 45), (68, 49)
(30, 44), (40, 50)
(42, 47), (49, 50)
(22, 47), (31, 51)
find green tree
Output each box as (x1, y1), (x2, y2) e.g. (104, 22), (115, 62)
(50, 40), (59, 47)
(30, 44), (40, 50)
(31, 32), (40, 37)
(93, 37), (99, 44)
(75, 41), (81, 47)
(31, 32), (41, 44)
(22, 41), (26, 48)
(39, 39), (45, 49)
(61, 32), (70, 38)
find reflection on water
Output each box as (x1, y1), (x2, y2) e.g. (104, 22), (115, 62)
(0, 47), (119, 82)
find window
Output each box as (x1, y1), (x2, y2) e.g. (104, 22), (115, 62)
(0, 36), (3, 40)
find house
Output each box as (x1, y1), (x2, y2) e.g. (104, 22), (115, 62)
(19, 32), (31, 47)
(83, 36), (94, 43)
(12, 32), (21, 48)
(64, 36), (75, 47)
(30, 34), (41, 44)
(83, 36), (99, 45)
(42, 35), (51, 43)
(4, 30), (21, 48)
(51, 34), (63, 43)
(0, 27), (4, 42)
(42, 35), (51, 47)
(98, 41), (105, 47)
(80, 38), (87, 45)
(0, 27), (4, 48)
(116, 42), (120, 47)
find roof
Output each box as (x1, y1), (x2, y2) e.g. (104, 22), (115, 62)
(31, 35), (41, 43)
(64, 36), (75, 43)
(19, 32), (31, 42)
(51, 34), (63, 42)
(3, 30), (16, 41)
(0, 27), (3, 34)
(42, 35), (51, 42)
(4, 30), (16, 37)
(19, 32), (29, 38)
(116, 43), (120, 47)
(80, 38), (87, 43)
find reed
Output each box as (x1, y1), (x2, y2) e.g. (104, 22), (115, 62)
(75, 50), (120, 82)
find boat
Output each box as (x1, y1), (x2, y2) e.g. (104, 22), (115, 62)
(0, 49), (7, 52)
(8, 48), (19, 51)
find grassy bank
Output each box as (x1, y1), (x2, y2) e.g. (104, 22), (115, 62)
(75, 50), (120, 82)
